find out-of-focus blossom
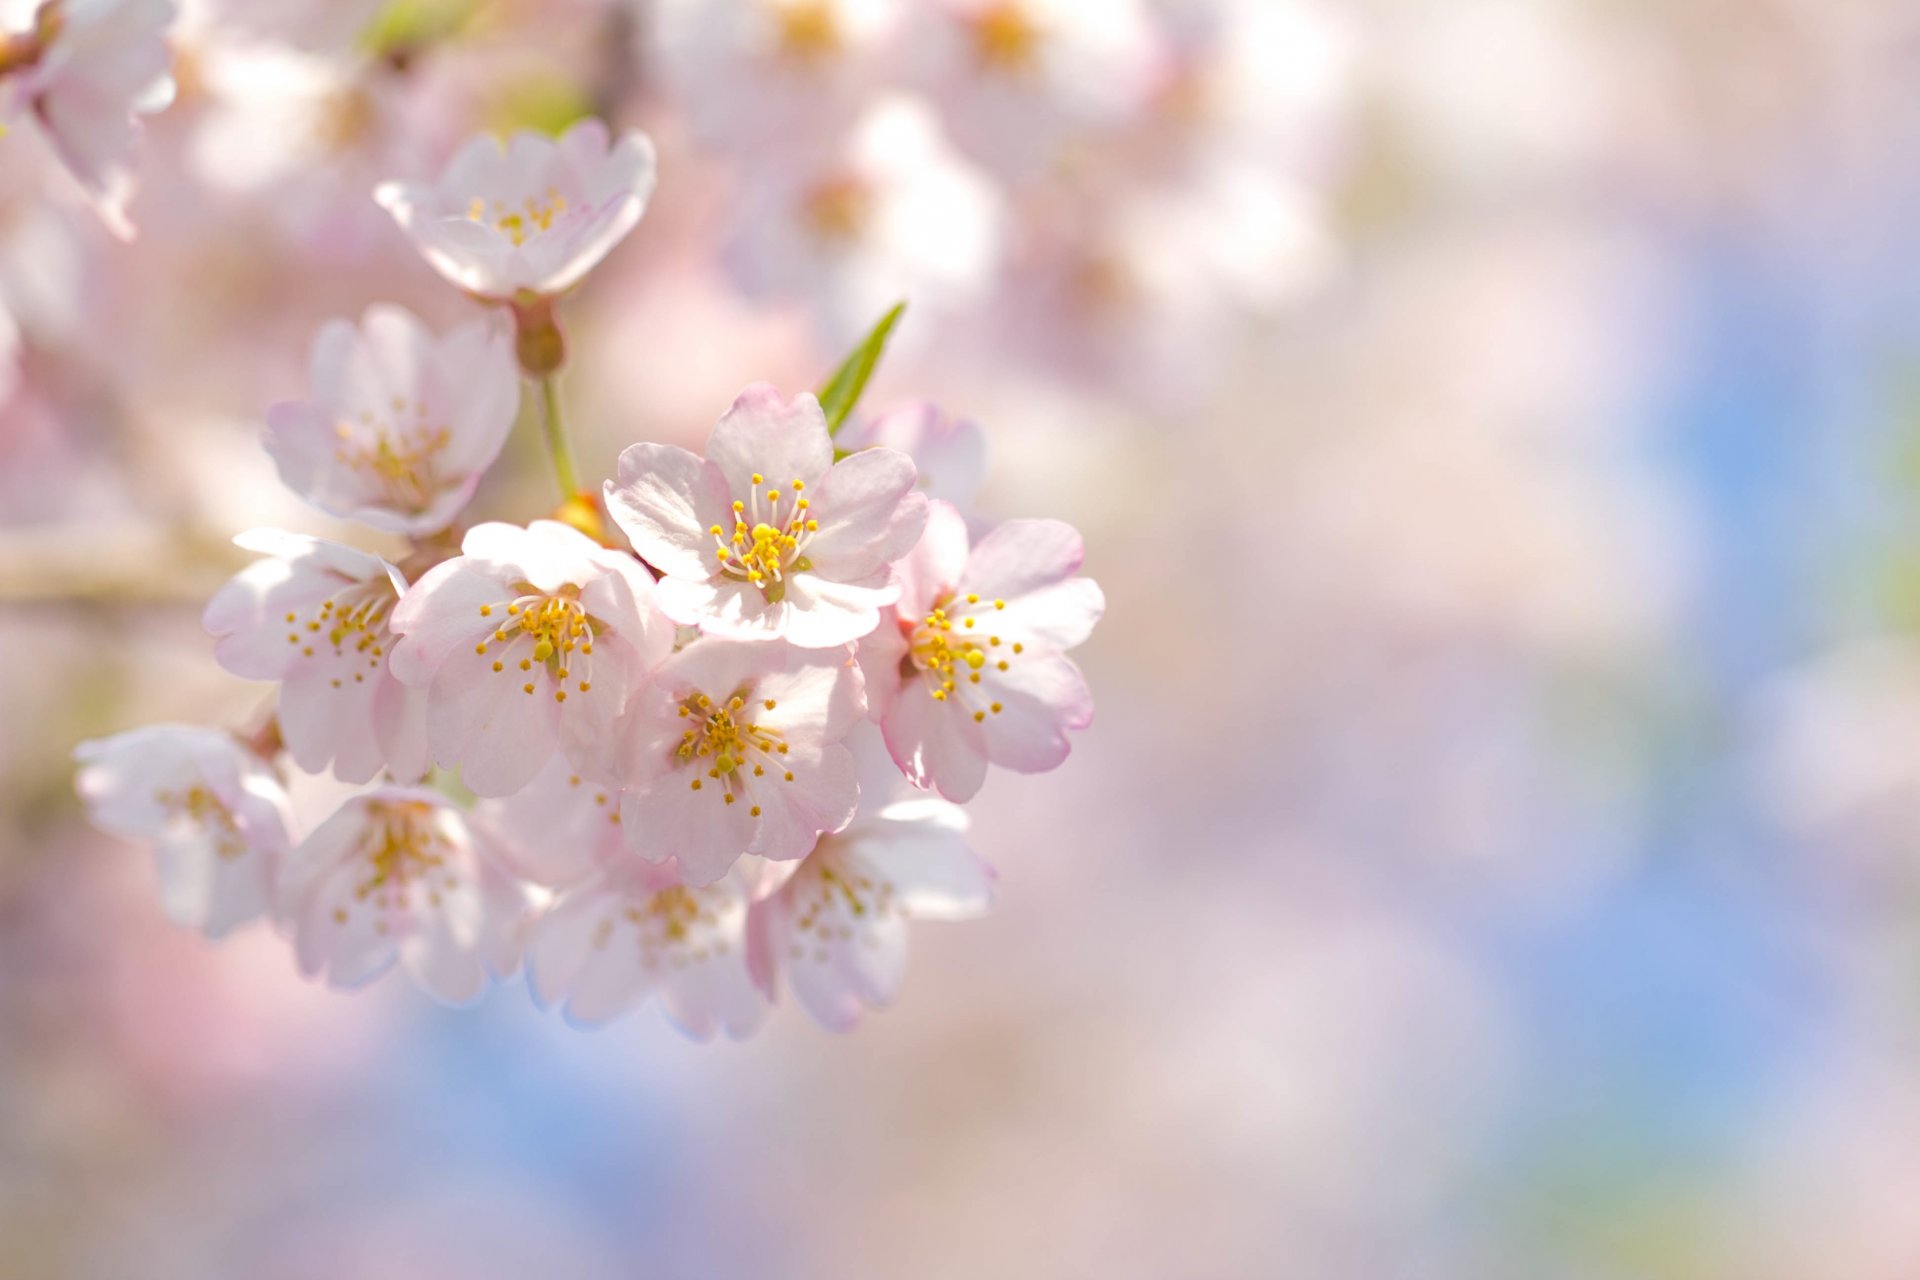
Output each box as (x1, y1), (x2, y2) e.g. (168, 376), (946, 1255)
(73, 725), (293, 937)
(264, 304), (519, 537)
(375, 118), (657, 301)
(613, 636), (864, 885)
(528, 859), (766, 1037)
(839, 399), (988, 511)
(202, 529), (428, 786)
(747, 792), (992, 1030)
(389, 519), (674, 797)
(607, 382), (926, 648)
(278, 786), (530, 1003)
(653, 0), (900, 157)
(0, 0), (177, 237)
(861, 499), (1100, 802)
(900, 0), (1154, 181)
(722, 97), (1003, 341)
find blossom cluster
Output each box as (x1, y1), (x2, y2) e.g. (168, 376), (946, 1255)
(70, 112), (1103, 1036)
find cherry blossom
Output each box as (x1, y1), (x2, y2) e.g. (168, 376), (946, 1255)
(528, 859), (767, 1037)
(202, 529), (428, 786)
(278, 787), (531, 1004)
(861, 499), (1101, 801)
(747, 792), (993, 1031)
(606, 382), (928, 648)
(374, 118), (658, 302)
(477, 752), (629, 890)
(613, 636), (865, 885)
(263, 304), (519, 537)
(0, 0), (177, 238)
(839, 400), (988, 511)
(73, 725), (293, 938)
(388, 519), (675, 797)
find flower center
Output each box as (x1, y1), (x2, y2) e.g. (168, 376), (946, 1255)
(336, 397), (452, 514)
(803, 175), (871, 243)
(355, 800), (447, 899)
(709, 475), (819, 602)
(474, 588), (601, 703)
(283, 577), (396, 688)
(467, 187), (572, 247)
(154, 784), (247, 859)
(589, 881), (734, 969)
(774, 0), (839, 62)
(908, 591), (1014, 723)
(674, 691), (794, 810)
(971, 1), (1040, 73)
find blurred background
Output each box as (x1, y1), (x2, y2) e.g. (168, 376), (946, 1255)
(7, 0), (1920, 1275)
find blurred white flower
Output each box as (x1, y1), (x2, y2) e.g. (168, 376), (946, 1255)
(839, 400), (988, 512)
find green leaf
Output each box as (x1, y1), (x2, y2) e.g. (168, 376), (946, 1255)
(358, 0), (482, 60)
(817, 302), (906, 438)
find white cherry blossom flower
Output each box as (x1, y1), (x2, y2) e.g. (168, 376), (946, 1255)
(613, 636), (865, 886)
(860, 499), (1101, 801)
(606, 382), (928, 648)
(202, 529), (428, 786)
(374, 118), (657, 301)
(388, 520), (675, 797)
(746, 791), (993, 1031)
(0, 0), (177, 238)
(73, 725), (293, 938)
(263, 304), (519, 537)
(528, 859), (767, 1038)
(278, 787), (531, 1004)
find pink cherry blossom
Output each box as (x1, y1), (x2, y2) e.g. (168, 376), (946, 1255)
(746, 793), (993, 1031)
(606, 382), (928, 648)
(263, 304), (519, 537)
(73, 725), (293, 938)
(613, 636), (865, 885)
(0, 0), (176, 237)
(840, 399), (988, 510)
(374, 118), (657, 301)
(860, 499), (1101, 801)
(477, 752), (629, 890)
(527, 859), (767, 1037)
(202, 529), (428, 786)
(277, 787), (531, 1004)
(388, 519), (675, 797)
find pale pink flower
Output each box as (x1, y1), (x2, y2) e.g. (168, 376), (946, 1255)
(74, 725), (293, 938)
(606, 382), (928, 648)
(278, 787), (531, 1004)
(860, 499), (1101, 801)
(477, 752), (628, 890)
(374, 118), (657, 301)
(839, 400), (987, 511)
(0, 0), (177, 238)
(202, 529), (428, 786)
(721, 96), (1003, 343)
(528, 860), (767, 1037)
(613, 636), (865, 885)
(746, 793), (992, 1031)
(388, 520), (674, 797)
(263, 305), (519, 537)
(654, 0), (900, 158)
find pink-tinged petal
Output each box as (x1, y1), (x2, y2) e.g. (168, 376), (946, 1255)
(277, 661), (384, 783)
(748, 743), (858, 862)
(667, 577), (786, 639)
(855, 624), (910, 726)
(432, 315), (519, 475)
(992, 577), (1105, 651)
(399, 912), (491, 1006)
(805, 447), (928, 580)
(958, 518), (1086, 602)
(554, 629), (641, 779)
(606, 442), (734, 579)
(977, 653), (1093, 773)
(706, 383), (834, 497)
(388, 559), (506, 686)
(854, 799), (995, 919)
(428, 647), (561, 796)
(755, 646), (868, 745)
(781, 573), (897, 649)
(619, 774), (757, 885)
(883, 679), (989, 802)
(481, 755), (626, 889)
(850, 402), (988, 507)
(261, 400), (334, 508)
(894, 499), (972, 617)
(374, 676), (431, 784)
(519, 192), (646, 294)
(294, 858), (396, 988)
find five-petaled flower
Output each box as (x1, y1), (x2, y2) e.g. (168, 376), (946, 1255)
(0, 0), (177, 238)
(278, 787), (531, 1004)
(73, 725), (293, 938)
(202, 529), (428, 786)
(389, 520), (675, 797)
(607, 382), (928, 648)
(860, 499), (1101, 801)
(374, 118), (657, 302)
(263, 304), (519, 537)
(613, 636), (865, 885)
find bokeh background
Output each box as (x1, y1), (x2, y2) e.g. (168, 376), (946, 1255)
(7, 0), (1920, 1275)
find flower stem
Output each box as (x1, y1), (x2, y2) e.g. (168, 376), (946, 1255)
(533, 373), (581, 499)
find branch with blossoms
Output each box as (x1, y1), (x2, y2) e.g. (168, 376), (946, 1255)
(69, 115), (1104, 1036)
